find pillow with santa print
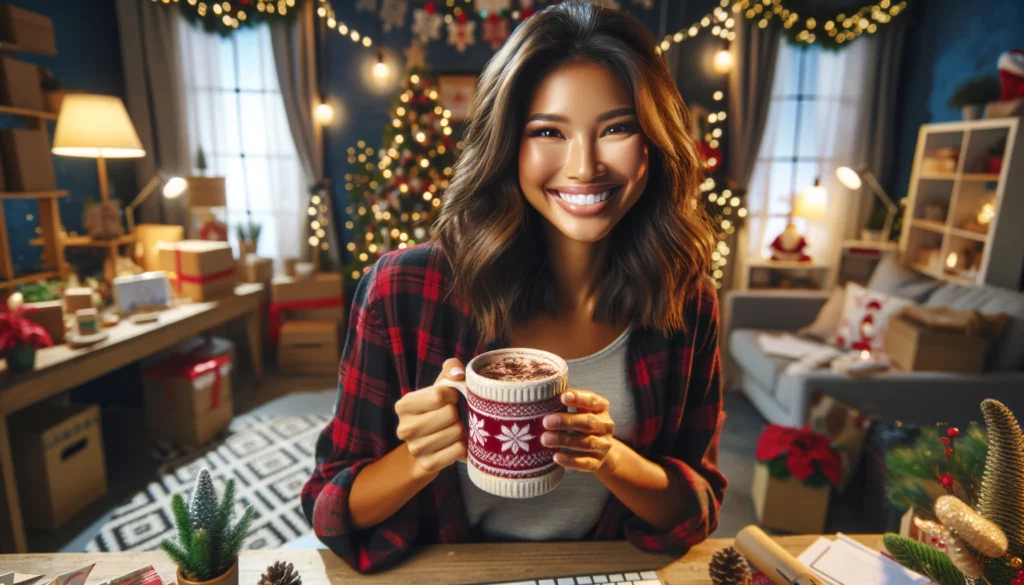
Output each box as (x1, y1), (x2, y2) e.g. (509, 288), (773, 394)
(834, 282), (914, 351)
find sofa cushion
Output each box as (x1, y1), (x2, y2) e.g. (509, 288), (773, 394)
(868, 252), (942, 302)
(925, 283), (1024, 371)
(730, 329), (794, 395)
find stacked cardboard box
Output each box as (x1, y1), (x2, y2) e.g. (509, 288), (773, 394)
(157, 240), (236, 302)
(272, 272), (345, 374)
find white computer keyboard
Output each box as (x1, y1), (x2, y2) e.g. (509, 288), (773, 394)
(478, 570), (664, 585)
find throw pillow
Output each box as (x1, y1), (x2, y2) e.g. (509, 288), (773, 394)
(868, 252), (942, 303)
(835, 282), (914, 351)
(799, 287), (846, 343)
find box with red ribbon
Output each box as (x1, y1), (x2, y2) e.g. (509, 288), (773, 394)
(142, 337), (233, 446)
(270, 273), (345, 342)
(752, 424), (840, 534)
(157, 240), (237, 302)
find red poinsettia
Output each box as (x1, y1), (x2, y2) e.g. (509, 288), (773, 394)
(755, 424), (841, 488)
(0, 306), (54, 351)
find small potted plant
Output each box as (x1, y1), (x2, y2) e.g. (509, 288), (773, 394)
(161, 469), (255, 585)
(947, 75), (1001, 120)
(38, 67), (67, 114)
(235, 221), (262, 258)
(861, 204), (890, 242)
(0, 306), (55, 372)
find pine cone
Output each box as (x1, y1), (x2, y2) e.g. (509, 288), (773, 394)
(709, 547), (751, 585)
(258, 562), (301, 585)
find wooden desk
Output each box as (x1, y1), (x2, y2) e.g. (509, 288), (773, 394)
(0, 536), (884, 584)
(0, 284), (265, 554)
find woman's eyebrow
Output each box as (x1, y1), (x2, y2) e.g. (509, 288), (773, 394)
(525, 107), (637, 124)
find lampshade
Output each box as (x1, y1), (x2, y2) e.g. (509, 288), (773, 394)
(835, 166), (863, 190)
(793, 180), (828, 219)
(52, 94), (145, 158)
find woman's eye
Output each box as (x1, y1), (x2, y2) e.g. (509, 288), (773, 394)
(604, 123), (636, 136)
(530, 127), (563, 138)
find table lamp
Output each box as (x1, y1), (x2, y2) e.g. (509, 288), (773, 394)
(836, 166), (898, 243)
(51, 94), (145, 203)
(125, 173), (187, 233)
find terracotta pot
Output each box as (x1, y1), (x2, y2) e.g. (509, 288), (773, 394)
(5, 345), (36, 372)
(239, 241), (257, 258)
(177, 561), (238, 585)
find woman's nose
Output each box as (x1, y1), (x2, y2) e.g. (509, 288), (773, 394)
(564, 138), (603, 182)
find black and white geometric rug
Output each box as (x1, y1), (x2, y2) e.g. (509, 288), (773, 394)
(86, 414), (330, 552)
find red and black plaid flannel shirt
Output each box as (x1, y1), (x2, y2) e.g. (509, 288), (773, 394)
(301, 242), (727, 573)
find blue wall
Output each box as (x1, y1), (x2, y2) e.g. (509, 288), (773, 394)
(318, 1), (727, 263)
(890, 0), (1024, 198)
(3, 0), (134, 274)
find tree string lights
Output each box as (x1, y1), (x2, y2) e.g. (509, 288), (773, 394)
(153, 0), (305, 34)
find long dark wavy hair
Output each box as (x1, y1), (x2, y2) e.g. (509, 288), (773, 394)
(431, 0), (716, 342)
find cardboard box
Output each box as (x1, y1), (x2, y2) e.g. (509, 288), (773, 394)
(0, 56), (43, 110)
(278, 320), (341, 374)
(23, 300), (64, 345)
(272, 273), (345, 323)
(751, 462), (830, 534)
(158, 240), (237, 302)
(0, 5), (56, 55)
(134, 224), (184, 272)
(63, 287), (94, 314)
(885, 314), (990, 373)
(11, 403), (108, 530)
(0, 128), (57, 191)
(113, 272), (171, 314)
(239, 256), (273, 284)
(143, 338), (234, 446)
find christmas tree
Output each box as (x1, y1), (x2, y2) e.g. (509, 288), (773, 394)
(886, 424), (988, 517)
(343, 57), (459, 285)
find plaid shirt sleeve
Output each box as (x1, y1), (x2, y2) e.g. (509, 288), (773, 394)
(623, 285), (727, 553)
(300, 260), (422, 573)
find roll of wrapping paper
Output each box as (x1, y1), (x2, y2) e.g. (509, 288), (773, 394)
(735, 525), (827, 585)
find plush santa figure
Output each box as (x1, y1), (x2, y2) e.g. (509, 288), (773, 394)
(769, 223), (811, 262)
(998, 49), (1024, 102)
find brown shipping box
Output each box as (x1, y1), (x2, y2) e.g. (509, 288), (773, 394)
(885, 314), (990, 374)
(135, 224), (185, 272)
(11, 403), (108, 531)
(143, 339), (234, 446)
(0, 5), (57, 55)
(158, 240), (236, 301)
(751, 462), (830, 534)
(272, 273), (345, 323)
(0, 56), (43, 110)
(279, 320), (341, 375)
(239, 256), (273, 284)
(23, 300), (64, 345)
(0, 128), (57, 191)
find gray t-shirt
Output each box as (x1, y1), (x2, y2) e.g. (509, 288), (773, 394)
(457, 327), (636, 541)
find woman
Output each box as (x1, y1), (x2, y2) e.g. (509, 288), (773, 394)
(302, 1), (726, 573)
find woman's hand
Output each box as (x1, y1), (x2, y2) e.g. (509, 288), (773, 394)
(540, 389), (619, 473)
(394, 358), (468, 479)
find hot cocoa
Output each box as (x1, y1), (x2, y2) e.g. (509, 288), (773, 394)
(478, 355), (558, 381)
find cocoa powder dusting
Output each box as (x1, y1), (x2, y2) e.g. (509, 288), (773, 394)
(478, 356), (558, 381)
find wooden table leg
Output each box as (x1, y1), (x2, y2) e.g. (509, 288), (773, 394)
(0, 414), (27, 552)
(246, 308), (263, 383)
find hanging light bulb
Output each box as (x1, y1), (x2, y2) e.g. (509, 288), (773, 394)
(373, 49), (390, 82)
(315, 101), (335, 126)
(712, 48), (734, 74)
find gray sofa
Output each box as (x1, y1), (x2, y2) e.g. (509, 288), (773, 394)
(726, 261), (1024, 426)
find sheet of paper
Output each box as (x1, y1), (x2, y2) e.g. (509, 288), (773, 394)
(14, 575), (44, 585)
(758, 332), (829, 359)
(50, 565), (95, 585)
(797, 535), (929, 585)
(2, 573), (14, 585)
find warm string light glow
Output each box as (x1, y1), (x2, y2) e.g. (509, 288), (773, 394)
(700, 90), (747, 289)
(317, 0), (374, 48)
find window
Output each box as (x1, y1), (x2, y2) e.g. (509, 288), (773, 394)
(744, 38), (874, 267)
(178, 23), (305, 261)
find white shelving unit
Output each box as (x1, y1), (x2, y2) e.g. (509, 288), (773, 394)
(899, 117), (1024, 290)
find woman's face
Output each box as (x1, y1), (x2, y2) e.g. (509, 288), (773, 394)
(518, 62), (649, 244)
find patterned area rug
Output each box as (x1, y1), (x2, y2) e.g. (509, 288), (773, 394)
(86, 414), (330, 552)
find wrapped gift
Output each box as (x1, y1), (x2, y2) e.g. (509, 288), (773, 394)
(278, 320), (341, 375)
(157, 240), (236, 302)
(885, 307), (1008, 373)
(238, 256), (273, 284)
(112, 272), (171, 314)
(0, 56), (43, 110)
(0, 5), (57, 55)
(23, 300), (64, 345)
(11, 403), (107, 530)
(270, 273), (345, 340)
(134, 224), (184, 272)
(63, 287), (94, 314)
(143, 338), (233, 446)
(752, 425), (840, 534)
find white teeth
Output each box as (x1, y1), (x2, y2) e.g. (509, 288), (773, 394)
(557, 189), (613, 205)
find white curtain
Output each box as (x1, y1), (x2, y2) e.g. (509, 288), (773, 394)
(177, 22), (305, 262)
(740, 37), (881, 285)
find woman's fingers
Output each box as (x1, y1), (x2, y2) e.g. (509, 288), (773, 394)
(542, 412), (614, 436)
(397, 402), (460, 441)
(416, 436), (467, 474)
(561, 389), (610, 413)
(407, 421), (464, 458)
(553, 452), (603, 472)
(435, 357), (466, 385)
(540, 431), (609, 454)
(395, 384), (461, 417)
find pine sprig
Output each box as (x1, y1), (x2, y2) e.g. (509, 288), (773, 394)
(883, 534), (966, 585)
(222, 506), (256, 563)
(171, 493), (192, 551)
(159, 540), (191, 574)
(886, 425), (987, 518)
(190, 530), (212, 581)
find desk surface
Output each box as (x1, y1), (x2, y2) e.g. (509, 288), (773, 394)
(1, 535), (884, 585)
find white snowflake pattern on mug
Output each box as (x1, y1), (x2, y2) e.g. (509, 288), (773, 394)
(468, 413), (491, 446)
(496, 423), (535, 454)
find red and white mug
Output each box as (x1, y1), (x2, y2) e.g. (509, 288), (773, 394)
(438, 348), (568, 498)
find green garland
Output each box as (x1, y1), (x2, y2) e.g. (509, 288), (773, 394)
(158, 0), (306, 36)
(742, 0), (911, 51)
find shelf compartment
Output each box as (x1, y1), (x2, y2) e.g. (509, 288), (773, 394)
(0, 105), (58, 120)
(29, 234), (136, 248)
(0, 190), (68, 200)
(0, 270), (59, 290)
(910, 219), (946, 234)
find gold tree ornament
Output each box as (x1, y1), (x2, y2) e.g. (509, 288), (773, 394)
(939, 527), (985, 578)
(978, 399), (1024, 562)
(935, 495), (1009, 558)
